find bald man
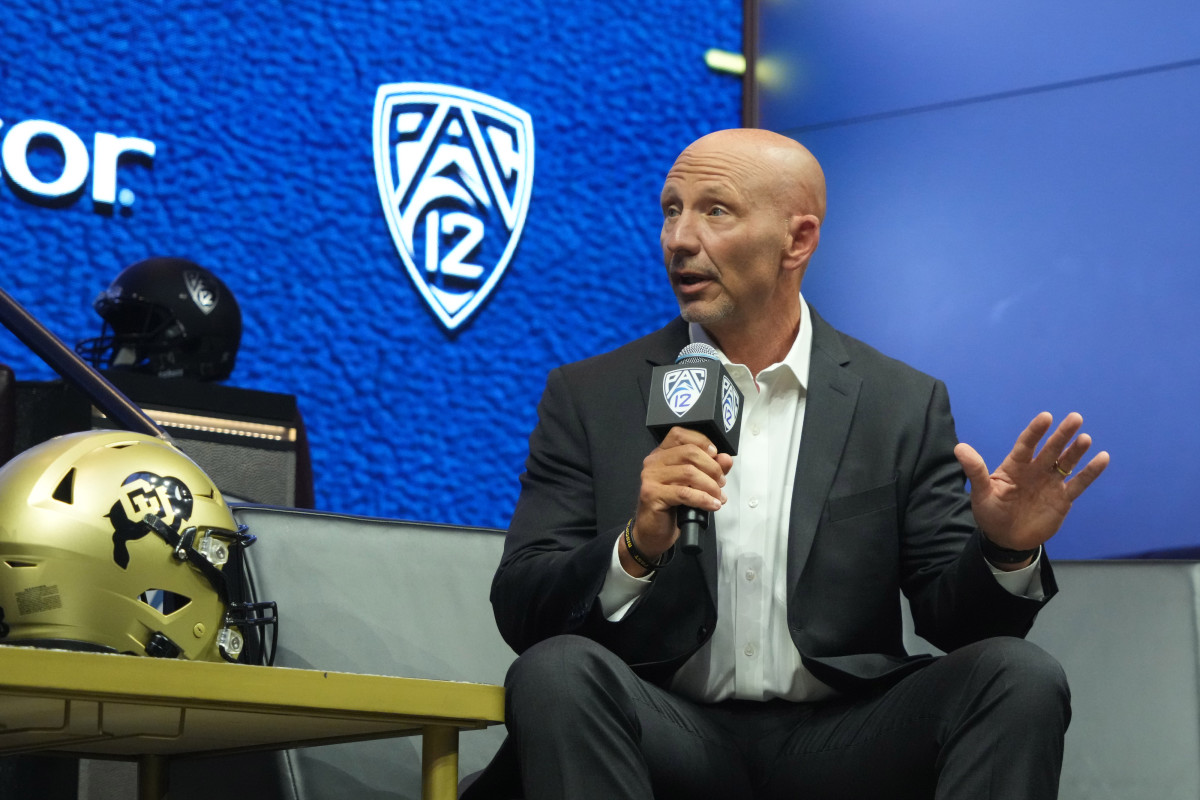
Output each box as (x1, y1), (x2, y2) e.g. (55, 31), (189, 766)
(470, 129), (1108, 800)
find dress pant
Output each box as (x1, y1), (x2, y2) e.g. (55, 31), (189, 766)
(504, 634), (1070, 800)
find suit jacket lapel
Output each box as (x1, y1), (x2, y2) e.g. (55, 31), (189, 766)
(637, 317), (690, 406)
(786, 309), (862, 597)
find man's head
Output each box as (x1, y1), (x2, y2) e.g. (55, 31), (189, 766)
(660, 129), (824, 346)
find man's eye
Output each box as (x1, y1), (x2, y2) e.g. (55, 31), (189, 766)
(709, 207), (727, 216)
(663, 207), (680, 218)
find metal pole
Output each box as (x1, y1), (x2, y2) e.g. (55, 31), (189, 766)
(421, 725), (459, 800)
(0, 287), (168, 440)
(137, 754), (169, 800)
(742, 0), (760, 127)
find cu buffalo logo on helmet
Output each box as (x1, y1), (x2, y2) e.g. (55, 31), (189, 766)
(106, 472), (194, 569)
(373, 82), (535, 331)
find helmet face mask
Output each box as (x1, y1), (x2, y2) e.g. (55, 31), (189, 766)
(75, 257), (241, 381)
(0, 432), (276, 663)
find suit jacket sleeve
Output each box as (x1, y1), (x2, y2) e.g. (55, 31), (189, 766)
(490, 332), (714, 674)
(899, 378), (1057, 652)
(489, 364), (619, 654)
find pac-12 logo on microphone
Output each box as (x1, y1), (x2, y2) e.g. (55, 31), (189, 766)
(721, 375), (740, 432)
(373, 83), (535, 331)
(663, 367), (708, 417)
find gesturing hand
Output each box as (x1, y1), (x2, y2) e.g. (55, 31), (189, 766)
(953, 412), (1110, 552)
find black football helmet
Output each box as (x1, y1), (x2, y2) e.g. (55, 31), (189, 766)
(76, 257), (242, 381)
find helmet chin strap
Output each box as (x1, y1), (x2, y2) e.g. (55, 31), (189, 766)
(144, 631), (182, 658)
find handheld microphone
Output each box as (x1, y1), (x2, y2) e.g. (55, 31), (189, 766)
(645, 343), (744, 555)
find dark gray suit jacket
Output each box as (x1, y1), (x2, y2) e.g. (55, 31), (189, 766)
(490, 307), (1054, 691)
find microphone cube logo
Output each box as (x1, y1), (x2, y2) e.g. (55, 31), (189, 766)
(663, 367), (708, 417)
(373, 83), (535, 331)
(721, 375), (740, 433)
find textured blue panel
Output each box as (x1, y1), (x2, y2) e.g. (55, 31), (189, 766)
(757, 2), (1200, 557)
(0, 0), (742, 527)
(758, 0), (1200, 131)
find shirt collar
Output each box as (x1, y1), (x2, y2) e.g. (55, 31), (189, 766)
(688, 293), (813, 390)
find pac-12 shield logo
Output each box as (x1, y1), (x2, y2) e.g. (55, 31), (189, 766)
(721, 375), (740, 432)
(183, 270), (219, 316)
(373, 83), (535, 331)
(663, 367), (708, 417)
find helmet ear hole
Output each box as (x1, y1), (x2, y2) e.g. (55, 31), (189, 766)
(139, 589), (193, 613)
(53, 469), (76, 504)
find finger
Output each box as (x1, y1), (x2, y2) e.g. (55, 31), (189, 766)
(954, 442), (990, 488)
(669, 483), (726, 511)
(1009, 412), (1054, 463)
(643, 443), (728, 502)
(715, 452), (735, 476)
(643, 461), (726, 499)
(641, 475), (725, 514)
(1064, 450), (1111, 502)
(660, 426), (718, 455)
(646, 442), (727, 488)
(1051, 432), (1092, 476)
(1034, 412), (1084, 468)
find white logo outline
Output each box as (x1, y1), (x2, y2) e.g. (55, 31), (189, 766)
(372, 83), (535, 331)
(183, 270), (217, 315)
(663, 367), (708, 417)
(721, 375), (740, 432)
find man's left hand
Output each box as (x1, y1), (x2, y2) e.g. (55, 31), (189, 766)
(954, 412), (1110, 554)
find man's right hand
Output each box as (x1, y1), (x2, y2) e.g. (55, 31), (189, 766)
(619, 427), (733, 577)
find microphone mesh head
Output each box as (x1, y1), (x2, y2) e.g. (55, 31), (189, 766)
(676, 342), (719, 364)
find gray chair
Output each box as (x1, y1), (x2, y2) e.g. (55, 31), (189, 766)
(156, 504), (1200, 800)
(169, 506), (514, 800)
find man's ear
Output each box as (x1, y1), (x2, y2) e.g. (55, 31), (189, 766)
(782, 214), (821, 273)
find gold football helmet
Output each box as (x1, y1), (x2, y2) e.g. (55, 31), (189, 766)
(0, 430), (276, 662)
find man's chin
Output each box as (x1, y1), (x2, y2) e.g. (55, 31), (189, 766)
(678, 299), (732, 326)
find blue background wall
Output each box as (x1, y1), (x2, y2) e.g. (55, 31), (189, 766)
(756, 0), (1200, 558)
(9, 1), (1189, 559)
(0, 1), (741, 527)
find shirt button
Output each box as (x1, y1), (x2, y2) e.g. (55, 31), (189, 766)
(744, 643), (756, 657)
(747, 497), (759, 509)
(751, 425), (761, 436)
(744, 569), (756, 582)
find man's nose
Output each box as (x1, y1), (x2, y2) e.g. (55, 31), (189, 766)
(664, 213), (700, 255)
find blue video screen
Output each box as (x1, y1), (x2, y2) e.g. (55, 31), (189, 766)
(757, 0), (1200, 557)
(0, 1), (741, 527)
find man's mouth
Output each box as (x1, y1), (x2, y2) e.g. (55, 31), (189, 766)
(674, 272), (715, 295)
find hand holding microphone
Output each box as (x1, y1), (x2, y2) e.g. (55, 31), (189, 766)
(641, 343), (744, 556)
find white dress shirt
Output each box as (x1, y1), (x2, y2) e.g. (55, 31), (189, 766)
(597, 295), (1043, 703)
